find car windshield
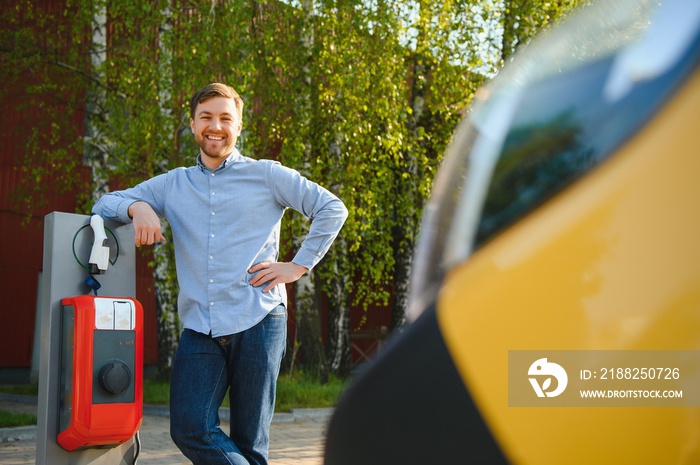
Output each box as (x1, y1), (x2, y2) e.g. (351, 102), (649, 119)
(408, 0), (700, 319)
(471, 0), (700, 247)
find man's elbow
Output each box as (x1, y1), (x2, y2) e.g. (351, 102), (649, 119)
(336, 199), (349, 224)
(91, 197), (104, 216)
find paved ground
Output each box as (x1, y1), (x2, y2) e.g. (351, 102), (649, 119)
(0, 399), (330, 464)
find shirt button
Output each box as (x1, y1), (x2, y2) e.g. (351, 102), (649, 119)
(209, 279), (214, 283)
(210, 234), (215, 238)
(211, 173), (215, 177)
(210, 302), (215, 306)
(209, 255), (214, 260)
(212, 192), (216, 196)
(211, 211), (216, 216)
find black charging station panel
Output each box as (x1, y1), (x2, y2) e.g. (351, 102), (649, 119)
(92, 330), (136, 404)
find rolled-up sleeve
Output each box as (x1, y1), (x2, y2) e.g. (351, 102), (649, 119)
(92, 173), (170, 222)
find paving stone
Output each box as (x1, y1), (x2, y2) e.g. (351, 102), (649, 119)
(0, 399), (329, 465)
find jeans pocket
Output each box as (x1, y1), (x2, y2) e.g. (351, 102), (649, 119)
(269, 305), (287, 319)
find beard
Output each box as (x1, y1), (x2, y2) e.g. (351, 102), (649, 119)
(197, 134), (236, 160)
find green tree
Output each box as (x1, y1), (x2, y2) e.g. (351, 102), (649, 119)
(1, 0), (582, 378)
(501, 0), (582, 61)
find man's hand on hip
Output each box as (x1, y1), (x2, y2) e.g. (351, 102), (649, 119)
(248, 262), (309, 293)
(128, 201), (166, 247)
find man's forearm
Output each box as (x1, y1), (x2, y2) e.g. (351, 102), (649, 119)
(293, 197), (348, 269)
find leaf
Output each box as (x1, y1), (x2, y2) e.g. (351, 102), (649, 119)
(542, 378), (552, 391)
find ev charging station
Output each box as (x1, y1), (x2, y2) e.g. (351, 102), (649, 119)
(36, 212), (143, 465)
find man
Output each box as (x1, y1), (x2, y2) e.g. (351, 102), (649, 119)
(92, 83), (348, 464)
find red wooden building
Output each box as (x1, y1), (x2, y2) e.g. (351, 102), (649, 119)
(0, 0), (389, 383)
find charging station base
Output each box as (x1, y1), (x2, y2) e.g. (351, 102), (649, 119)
(37, 212), (139, 465)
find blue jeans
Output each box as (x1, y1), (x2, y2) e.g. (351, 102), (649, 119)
(170, 305), (287, 465)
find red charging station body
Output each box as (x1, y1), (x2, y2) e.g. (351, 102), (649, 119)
(57, 295), (143, 451)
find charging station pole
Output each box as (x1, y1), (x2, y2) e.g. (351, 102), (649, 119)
(36, 212), (139, 465)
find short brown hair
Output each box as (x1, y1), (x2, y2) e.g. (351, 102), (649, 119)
(189, 83), (244, 121)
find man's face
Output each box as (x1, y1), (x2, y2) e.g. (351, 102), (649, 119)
(190, 97), (242, 167)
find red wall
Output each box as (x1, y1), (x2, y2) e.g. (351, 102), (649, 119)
(0, 0), (158, 371)
(0, 0), (389, 375)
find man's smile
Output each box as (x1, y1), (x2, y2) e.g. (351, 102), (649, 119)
(190, 97), (242, 167)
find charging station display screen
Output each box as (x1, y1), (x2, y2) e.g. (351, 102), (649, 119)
(94, 299), (136, 330)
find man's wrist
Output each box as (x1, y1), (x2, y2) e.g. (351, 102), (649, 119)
(291, 262), (309, 275)
(127, 201), (144, 219)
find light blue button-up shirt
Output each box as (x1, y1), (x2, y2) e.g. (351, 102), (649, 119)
(92, 149), (348, 337)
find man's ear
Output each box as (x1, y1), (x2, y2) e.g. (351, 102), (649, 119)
(190, 118), (195, 133)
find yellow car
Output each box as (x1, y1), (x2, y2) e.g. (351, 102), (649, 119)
(325, 0), (700, 463)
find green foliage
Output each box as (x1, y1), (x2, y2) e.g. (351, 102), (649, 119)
(0, 0), (92, 214)
(501, 0), (583, 61)
(1, 0), (582, 372)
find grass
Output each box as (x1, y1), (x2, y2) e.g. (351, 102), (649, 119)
(0, 370), (345, 430)
(0, 384), (38, 428)
(0, 384), (37, 396)
(0, 410), (36, 428)
(275, 371), (345, 412)
(143, 370), (346, 412)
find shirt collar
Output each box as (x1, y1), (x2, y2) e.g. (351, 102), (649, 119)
(196, 148), (241, 172)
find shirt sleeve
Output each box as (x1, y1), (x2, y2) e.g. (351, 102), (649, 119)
(92, 171), (170, 223)
(267, 162), (348, 270)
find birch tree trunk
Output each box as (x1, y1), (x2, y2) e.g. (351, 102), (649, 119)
(390, 1), (429, 331)
(323, 236), (351, 376)
(85, 2), (109, 200)
(150, 2), (181, 379)
(153, 235), (180, 379)
(294, 265), (329, 380)
(290, 0), (350, 379)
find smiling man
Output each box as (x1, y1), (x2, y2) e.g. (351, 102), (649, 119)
(191, 87), (242, 167)
(92, 83), (348, 465)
